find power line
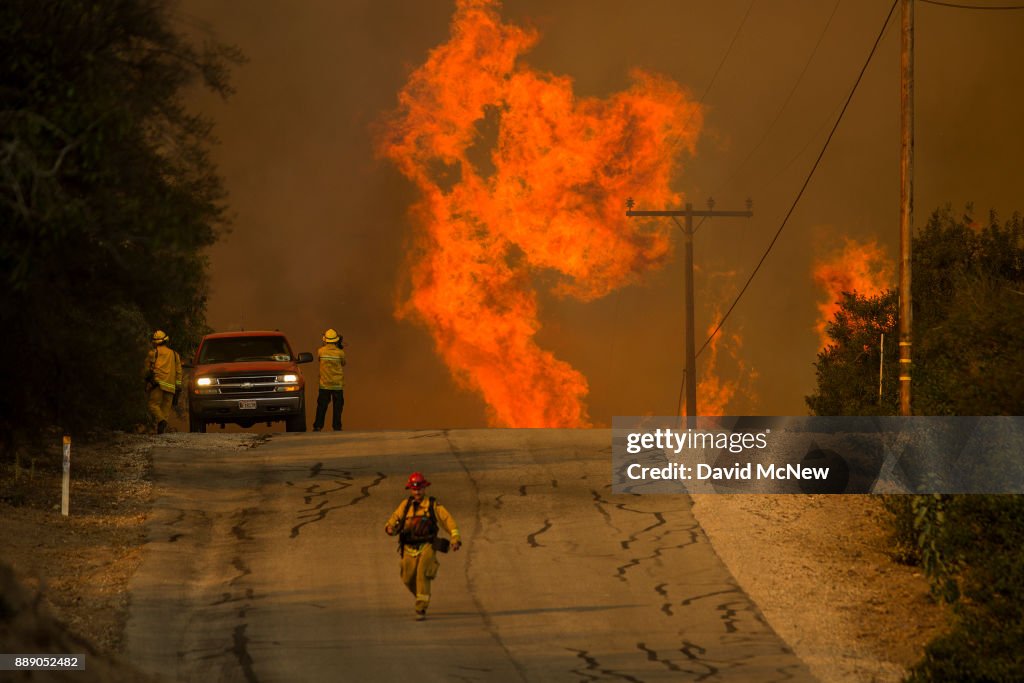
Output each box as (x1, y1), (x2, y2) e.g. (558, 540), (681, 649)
(696, 0), (757, 105)
(673, 0), (756, 146)
(720, 0), (844, 191)
(687, 1), (842, 264)
(626, 202), (753, 419)
(919, 0), (1024, 9)
(749, 10), (899, 200)
(695, 0), (900, 360)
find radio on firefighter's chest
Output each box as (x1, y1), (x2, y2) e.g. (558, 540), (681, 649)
(398, 497), (439, 544)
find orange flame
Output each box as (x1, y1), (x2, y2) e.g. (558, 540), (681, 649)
(812, 238), (894, 348)
(379, 0), (702, 426)
(686, 299), (758, 417)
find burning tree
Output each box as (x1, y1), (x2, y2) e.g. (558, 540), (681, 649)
(806, 205), (1024, 417)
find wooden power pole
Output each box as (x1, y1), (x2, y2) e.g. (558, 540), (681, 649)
(899, 0), (914, 416)
(626, 198), (753, 420)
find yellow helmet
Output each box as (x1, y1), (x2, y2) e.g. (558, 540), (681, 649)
(152, 330), (169, 344)
(322, 328), (340, 343)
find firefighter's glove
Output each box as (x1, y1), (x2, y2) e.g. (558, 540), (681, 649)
(451, 539), (462, 552)
(172, 389), (181, 408)
(385, 524), (396, 536)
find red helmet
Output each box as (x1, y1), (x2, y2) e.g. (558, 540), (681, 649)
(405, 472), (431, 490)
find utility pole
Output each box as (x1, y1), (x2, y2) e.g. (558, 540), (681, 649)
(626, 198), (753, 421)
(899, 0), (914, 416)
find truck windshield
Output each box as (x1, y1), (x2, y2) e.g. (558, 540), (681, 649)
(199, 337), (292, 363)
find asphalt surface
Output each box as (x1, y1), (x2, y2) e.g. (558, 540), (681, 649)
(124, 430), (817, 682)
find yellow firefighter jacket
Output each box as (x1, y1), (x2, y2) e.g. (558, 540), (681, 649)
(387, 496), (461, 557)
(146, 345), (182, 393)
(317, 343), (346, 390)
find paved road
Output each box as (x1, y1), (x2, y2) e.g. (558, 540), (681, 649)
(125, 430), (817, 682)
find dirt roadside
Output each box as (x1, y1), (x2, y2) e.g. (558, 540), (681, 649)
(691, 495), (947, 683)
(0, 433), (947, 682)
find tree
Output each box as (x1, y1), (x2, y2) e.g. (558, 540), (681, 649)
(806, 206), (1024, 682)
(806, 289), (898, 416)
(906, 494), (1024, 683)
(0, 0), (242, 444)
(806, 205), (1024, 417)
(912, 206), (1024, 416)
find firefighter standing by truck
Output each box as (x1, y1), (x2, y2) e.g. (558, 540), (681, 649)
(313, 328), (346, 432)
(145, 330), (182, 434)
(384, 472), (462, 620)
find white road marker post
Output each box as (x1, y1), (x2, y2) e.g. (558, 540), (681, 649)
(61, 435), (71, 517)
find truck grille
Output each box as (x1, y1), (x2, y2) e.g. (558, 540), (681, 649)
(214, 375), (279, 394)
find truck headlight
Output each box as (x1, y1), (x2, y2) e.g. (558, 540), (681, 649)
(196, 377), (213, 386)
(281, 374), (298, 383)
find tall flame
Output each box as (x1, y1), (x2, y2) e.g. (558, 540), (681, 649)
(379, 0), (702, 426)
(686, 293), (758, 417)
(812, 238), (894, 348)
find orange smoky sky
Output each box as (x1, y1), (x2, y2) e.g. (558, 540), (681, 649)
(179, 0), (1024, 428)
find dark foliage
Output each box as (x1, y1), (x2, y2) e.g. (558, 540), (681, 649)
(806, 289), (899, 416)
(913, 207), (1024, 416)
(906, 495), (1024, 682)
(0, 1), (242, 443)
(807, 205), (1024, 417)
(805, 205), (1024, 682)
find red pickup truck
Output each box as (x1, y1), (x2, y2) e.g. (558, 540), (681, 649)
(185, 330), (313, 433)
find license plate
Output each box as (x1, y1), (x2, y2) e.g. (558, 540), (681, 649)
(238, 400), (257, 410)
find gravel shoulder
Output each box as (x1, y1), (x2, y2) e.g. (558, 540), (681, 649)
(1, 433), (947, 681)
(692, 494), (949, 683)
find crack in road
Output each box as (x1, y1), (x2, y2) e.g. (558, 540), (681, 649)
(210, 587), (256, 607)
(590, 489), (621, 533)
(231, 510), (257, 541)
(444, 430), (530, 683)
(618, 511), (667, 550)
(164, 508), (189, 542)
(678, 587), (764, 636)
(230, 557), (252, 586)
(231, 624), (259, 683)
(289, 470), (386, 538)
(654, 583), (672, 616)
(636, 641), (683, 672)
(637, 640), (722, 680)
(567, 647), (645, 682)
(612, 524), (700, 584)
(525, 519), (552, 548)
(407, 430), (445, 439)
(518, 480), (557, 495)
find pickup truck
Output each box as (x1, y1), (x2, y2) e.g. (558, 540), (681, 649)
(186, 330), (313, 433)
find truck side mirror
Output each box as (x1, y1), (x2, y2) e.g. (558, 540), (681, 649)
(297, 352), (314, 364)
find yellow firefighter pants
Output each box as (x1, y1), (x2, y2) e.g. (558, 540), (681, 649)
(148, 386), (173, 424)
(400, 544), (439, 612)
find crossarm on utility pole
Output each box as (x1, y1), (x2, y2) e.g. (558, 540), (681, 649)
(625, 198), (753, 420)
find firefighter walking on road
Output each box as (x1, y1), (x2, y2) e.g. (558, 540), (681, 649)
(384, 472), (462, 620)
(313, 328), (346, 432)
(145, 330), (182, 434)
